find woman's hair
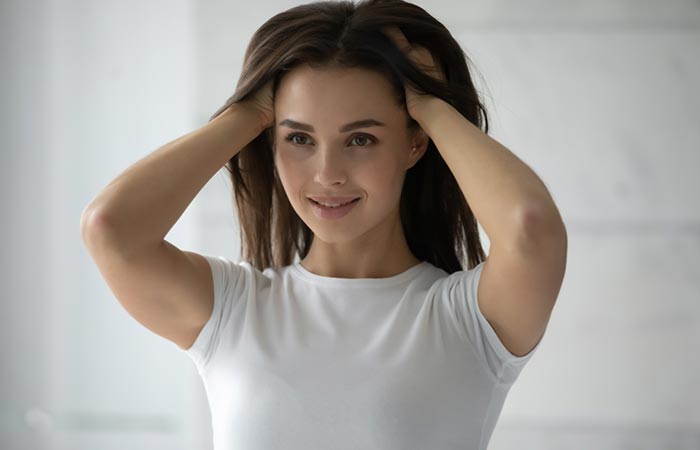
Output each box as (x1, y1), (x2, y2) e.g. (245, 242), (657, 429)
(209, 0), (488, 274)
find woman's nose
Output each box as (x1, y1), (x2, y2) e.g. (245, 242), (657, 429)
(313, 150), (348, 186)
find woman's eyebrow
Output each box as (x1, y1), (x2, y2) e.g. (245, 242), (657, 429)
(277, 118), (386, 132)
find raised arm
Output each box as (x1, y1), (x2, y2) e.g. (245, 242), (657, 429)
(80, 102), (265, 255)
(79, 99), (269, 350)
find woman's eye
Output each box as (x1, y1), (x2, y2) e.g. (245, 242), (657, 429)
(286, 134), (309, 145)
(350, 135), (374, 146)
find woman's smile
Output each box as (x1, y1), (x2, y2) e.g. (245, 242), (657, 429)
(308, 197), (361, 220)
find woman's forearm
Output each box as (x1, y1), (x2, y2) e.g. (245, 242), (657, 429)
(416, 98), (564, 248)
(81, 103), (264, 257)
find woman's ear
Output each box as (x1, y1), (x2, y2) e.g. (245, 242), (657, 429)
(406, 127), (430, 169)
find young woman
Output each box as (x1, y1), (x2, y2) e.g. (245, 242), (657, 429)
(81, 1), (567, 448)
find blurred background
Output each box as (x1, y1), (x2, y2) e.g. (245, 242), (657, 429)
(2, 0), (699, 449)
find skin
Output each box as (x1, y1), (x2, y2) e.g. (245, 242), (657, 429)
(272, 63), (431, 279)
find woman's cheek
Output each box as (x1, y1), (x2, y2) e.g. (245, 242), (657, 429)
(275, 162), (320, 193)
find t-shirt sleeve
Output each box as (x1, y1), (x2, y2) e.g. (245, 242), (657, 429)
(439, 260), (544, 385)
(182, 254), (247, 373)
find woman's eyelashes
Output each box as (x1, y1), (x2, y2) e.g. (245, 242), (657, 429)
(283, 132), (377, 147)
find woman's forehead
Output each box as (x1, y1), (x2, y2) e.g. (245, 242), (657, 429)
(275, 66), (405, 129)
(278, 65), (396, 104)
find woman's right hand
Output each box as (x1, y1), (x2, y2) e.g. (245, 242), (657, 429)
(240, 79), (275, 131)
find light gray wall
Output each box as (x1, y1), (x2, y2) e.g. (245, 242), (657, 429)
(2, 0), (204, 449)
(2, 0), (698, 449)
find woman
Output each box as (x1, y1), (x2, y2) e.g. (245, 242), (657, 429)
(81, 0), (567, 448)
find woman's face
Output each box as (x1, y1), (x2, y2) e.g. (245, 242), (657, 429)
(273, 64), (427, 244)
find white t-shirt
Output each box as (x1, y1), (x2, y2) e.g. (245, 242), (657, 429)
(182, 255), (543, 450)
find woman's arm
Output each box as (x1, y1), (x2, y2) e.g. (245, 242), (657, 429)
(417, 98), (567, 358)
(415, 98), (565, 246)
(80, 103), (265, 258)
(382, 26), (563, 244)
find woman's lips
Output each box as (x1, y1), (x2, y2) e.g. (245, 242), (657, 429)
(307, 196), (360, 205)
(308, 197), (360, 220)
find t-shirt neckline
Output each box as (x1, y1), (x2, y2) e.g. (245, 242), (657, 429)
(291, 260), (429, 288)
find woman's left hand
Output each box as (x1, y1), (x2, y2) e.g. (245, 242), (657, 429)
(382, 26), (447, 122)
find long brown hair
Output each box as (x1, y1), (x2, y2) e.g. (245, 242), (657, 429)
(209, 0), (488, 274)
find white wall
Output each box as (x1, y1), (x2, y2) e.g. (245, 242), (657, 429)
(2, 0), (205, 449)
(2, 0), (698, 449)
